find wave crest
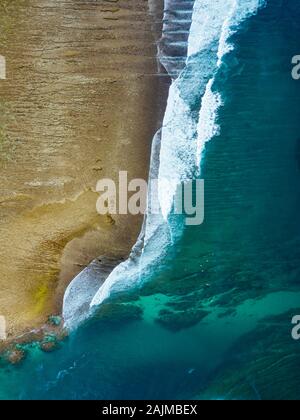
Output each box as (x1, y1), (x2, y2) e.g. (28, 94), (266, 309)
(63, 0), (266, 329)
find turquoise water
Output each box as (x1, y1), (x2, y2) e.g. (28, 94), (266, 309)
(1, 0), (300, 400)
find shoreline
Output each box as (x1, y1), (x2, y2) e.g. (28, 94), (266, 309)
(85, 0), (197, 311)
(0, 0), (169, 348)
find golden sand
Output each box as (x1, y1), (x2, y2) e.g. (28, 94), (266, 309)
(0, 0), (165, 339)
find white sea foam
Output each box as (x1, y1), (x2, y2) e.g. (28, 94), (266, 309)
(193, 0), (266, 168)
(158, 0), (266, 218)
(196, 80), (222, 167)
(63, 0), (266, 323)
(158, 81), (198, 220)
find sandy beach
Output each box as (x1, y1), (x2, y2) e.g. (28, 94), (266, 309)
(0, 0), (167, 340)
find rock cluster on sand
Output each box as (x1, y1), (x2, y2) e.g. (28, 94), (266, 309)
(5, 348), (26, 365)
(40, 338), (58, 353)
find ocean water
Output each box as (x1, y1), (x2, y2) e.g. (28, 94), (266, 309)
(1, 0), (300, 400)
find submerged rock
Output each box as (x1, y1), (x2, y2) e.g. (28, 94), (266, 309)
(40, 334), (59, 353)
(40, 340), (58, 353)
(94, 303), (143, 327)
(156, 308), (209, 332)
(6, 348), (26, 365)
(47, 315), (62, 327)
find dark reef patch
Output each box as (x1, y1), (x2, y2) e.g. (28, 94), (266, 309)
(155, 308), (209, 332)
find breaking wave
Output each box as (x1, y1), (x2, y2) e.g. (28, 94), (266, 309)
(63, 0), (266, 329)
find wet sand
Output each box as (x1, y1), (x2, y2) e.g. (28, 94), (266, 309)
(0, 0), (166, 339)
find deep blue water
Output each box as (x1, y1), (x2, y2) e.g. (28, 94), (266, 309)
(1, 0), (300, 400)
